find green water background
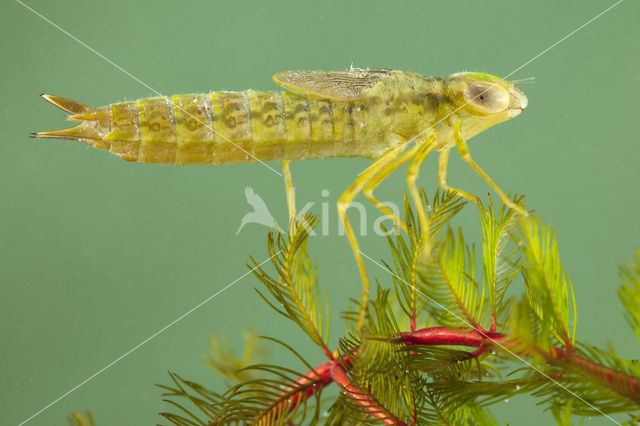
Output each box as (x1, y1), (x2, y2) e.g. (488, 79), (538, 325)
(1, 0), (639, 424)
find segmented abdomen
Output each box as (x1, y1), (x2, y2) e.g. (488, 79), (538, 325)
(97, 91), (367, 165)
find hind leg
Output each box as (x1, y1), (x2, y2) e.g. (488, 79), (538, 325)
(362, 144), (421, 234)
(406, 134), (437, 256)
(338, 141), (405, 329)
(282, 160), (296, 223)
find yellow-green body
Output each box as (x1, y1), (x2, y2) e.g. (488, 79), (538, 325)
(37, 71), (457, 164)
(99, 90), (375, 164)
(36, 69), (529, 332)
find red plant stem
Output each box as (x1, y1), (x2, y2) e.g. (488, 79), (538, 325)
(285, 360), (334, 407)
(401, 329), (638, 394)
(273, 326), (639, 421)
(330, 362), (408, 426)
(552, 348), (639, 398)
(397, 326), (506, 347)
(280, 354), (353, 414)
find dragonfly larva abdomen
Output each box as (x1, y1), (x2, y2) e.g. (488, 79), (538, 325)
(36, 91), (374, 165)
(36, 70), (464, 164)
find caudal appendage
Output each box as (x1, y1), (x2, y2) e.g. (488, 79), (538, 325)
(33, 94), (110, 150)
(34, 94), (146, 161)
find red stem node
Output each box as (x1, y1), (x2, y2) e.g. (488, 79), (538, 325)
(280, 354), (353, 414)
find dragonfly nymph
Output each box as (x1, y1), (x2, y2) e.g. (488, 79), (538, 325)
(36, 68), (529, 327)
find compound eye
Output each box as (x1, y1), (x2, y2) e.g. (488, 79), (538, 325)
(464, 82), (510, 114)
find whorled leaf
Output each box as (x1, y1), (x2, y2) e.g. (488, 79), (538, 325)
(203, 328), (267, 386)
(618, 250), (640, 344)
(158, 372), (224, 424)
(419, 227), (484, 329)
(543, 343), (640, 415)
(509, 298), (553, 359)
(420, 383), (498, 426)
(154, 188), (640, 425)
(249, 213), (332, 358)
(399, 344), (485, 380)
(159, 337), (325, 425)
(550, 399), (575, 426)
(477, 195), (524, 331)
(337, 287), (417, 424)
(384, 189), (466, 327)
(324, 393), (369, 425)
(67, 412), (95, 426)
(513, 216), (577, 347)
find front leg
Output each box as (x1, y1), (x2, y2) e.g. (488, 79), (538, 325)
(452, 120), (528, 216)
(406, 134), (437, 235)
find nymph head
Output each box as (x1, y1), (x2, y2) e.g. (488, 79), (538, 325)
(446, 72), (528, 138)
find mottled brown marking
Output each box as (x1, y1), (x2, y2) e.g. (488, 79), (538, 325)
(294, 103), (309, 113)
(308, 97), (333, 153)
(172, 94), (215, 164)
(281, 92), (311, 159)
(263, 100), (278, 112)
(186, 119), (198, 131)
(425, 92), (447, 110)
(140, 97), (176, 144)
(247, 91), (287, 161)
(209, 92), (252, 164)
(106, 101), (139, 142)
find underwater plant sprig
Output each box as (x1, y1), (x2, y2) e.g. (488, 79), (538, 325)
(151, 192), (640, 425)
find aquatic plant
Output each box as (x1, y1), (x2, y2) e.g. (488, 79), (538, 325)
(72, 190), (640, 425)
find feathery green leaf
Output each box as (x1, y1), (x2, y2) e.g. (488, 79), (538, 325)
(249, 214), (332, 357)
(419, 227), (483, 328)
(477, 195), (524, 330)
(514, 216), (577, 347)
(67, 412), (95, 426)
(619, 250), (640, 344)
